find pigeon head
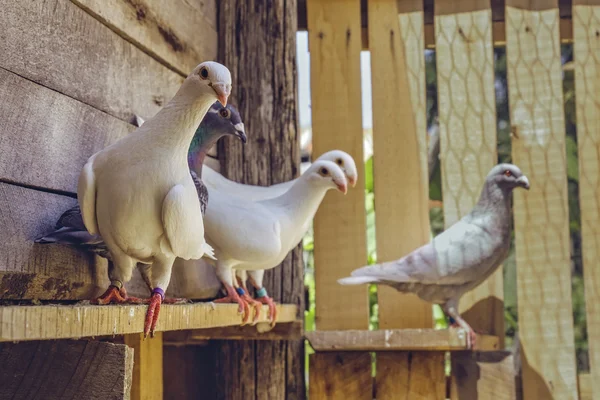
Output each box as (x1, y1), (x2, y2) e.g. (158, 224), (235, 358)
(487, 163), (530, 191)
(305, 160), (348, 194)
(203, 102), (247, 143)
(187, 61), (232, 106)
(317, 150), (358, 187)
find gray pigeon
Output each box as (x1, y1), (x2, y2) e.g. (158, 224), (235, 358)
(338, 163), (530, 348)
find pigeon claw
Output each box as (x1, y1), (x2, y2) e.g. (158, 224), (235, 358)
(144, 292), (163, 338)
(92, 286), (143, 305)
(214, 288), (251, 325)
(256, 295), (278, 327)
(240, 292), (262, 325)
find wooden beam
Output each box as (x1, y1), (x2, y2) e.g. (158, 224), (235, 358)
(306, 329), (500, 352)
(450, 351), (517, 399)
(573, 1), (600, 398)
(308, 352), (373, 400)
(163, 321), (302, 343)
(0, 303), (298, 342)
(0, 340), (133, 399)
(71, 0), (217, 75)
(505, 0), (578, 398)
(376, 352), (446, 399)
(125, 332), (163, 400)
(0, 0), (182, 122)
(578, 373), (592, 400)
(434, 0), (504, 345)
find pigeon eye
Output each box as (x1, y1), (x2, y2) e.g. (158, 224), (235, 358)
(336, 158), (343, 166)
(219, 109), (231, 118)
(320, 167), (329, 176)
(504, 170), (512, 177)
(199, 67), (209, 80)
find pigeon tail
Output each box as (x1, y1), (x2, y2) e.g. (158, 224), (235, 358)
(201, 242), (217, 260)
(338, 276), (379, 285)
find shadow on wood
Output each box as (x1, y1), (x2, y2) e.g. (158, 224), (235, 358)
(451, 351), (516, 400)
(0, 340), (133, 399)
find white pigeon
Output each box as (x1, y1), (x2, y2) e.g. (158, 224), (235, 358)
(202, 150), (358, 324)
(77, 61), (232, 337)
(338, 163), (530, 348)
(204, 160), (348, 324)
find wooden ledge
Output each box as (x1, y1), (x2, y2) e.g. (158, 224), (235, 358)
(0, 303), (298, 342)
(305, 329), (500, 352)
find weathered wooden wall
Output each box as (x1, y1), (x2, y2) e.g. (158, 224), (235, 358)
(0, 0), (220, 301)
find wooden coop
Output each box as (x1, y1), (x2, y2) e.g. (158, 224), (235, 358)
(0, 0), (598, 399)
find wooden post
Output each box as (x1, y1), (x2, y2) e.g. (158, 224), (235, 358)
(0, 340), (133, 399)
(124, 333), (163, 400)
(198, 1), (303, 399)
(505, 0), (578, 398)
(306, 0), (371, 398)
(573, 1), (600, 397)
(368, 0), (445, 398)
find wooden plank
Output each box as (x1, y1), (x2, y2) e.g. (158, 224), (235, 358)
(124, 332), (163, 400)
(376, 352), (446, 399)
(0, 303), (298, 342)
(0, 67), (133, 194)
(435, 0), (504, 342)
(505, 1), (578, 398)
(306, 329), (500, 352)
(163, 345), (218, 400)
(307, 0), (371, 396)
(451, 351), (516, 399)
(369, 0), (432, 330)
(578, 373), (592, 400)
(187, 321), (302, 341)
(71, 0), (217, 76)
(308, 352), (373, 400)
(0, 340), (133, 399)
(573, 2), (600, 398)
(0, 0), (183, 122)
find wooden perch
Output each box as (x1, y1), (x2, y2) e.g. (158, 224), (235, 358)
(306, 329), (500, 352)
(0, 303), (298, 342)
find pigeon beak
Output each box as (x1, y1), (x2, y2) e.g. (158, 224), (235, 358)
(347, 175), (357, 188)
(210, 82), (230, 106)
(516, 175), (530, 190)
(234, 122), (247, 144)
(336, 181), (347, 194)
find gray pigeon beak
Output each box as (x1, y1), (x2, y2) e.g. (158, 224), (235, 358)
(234, 122), (247, 144)
(210, 82), (230, 106)
(516, 175), (530, 190)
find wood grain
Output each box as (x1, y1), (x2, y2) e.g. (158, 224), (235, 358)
(0, 340), (133, 399)
(573, 2), (600, 398)
(0, 0), (183, 122)
(71, 0), (217, 76)
(578, 373), (592, 400)
(505, 1), (578, 398)
(450, 351), (517, 399)
(205, 1), (304, 399)
(376, 352), (446, 400)
(125, 332), (163, 400)
(0, 303), (298, 342)
(308, 352), (373, 400)
(306, 329), (500, 352)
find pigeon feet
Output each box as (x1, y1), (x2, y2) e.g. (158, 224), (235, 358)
(450, 321), (477, 349)
(239, 291), (263, 325)
(214, 286), (251, 324)
(255, 290), (277, 327)
(91, 285), (144, 305)
(144, 290), (164, 338)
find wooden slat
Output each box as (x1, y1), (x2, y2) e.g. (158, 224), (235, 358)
(0, 340), (134, 399)
(188, 321), (302, 340)
(71, 0), (217, 76)
(125, 332), (163, 400)
(376, 352), (446, 399)
(578, 373), (592, 400)
(0, 0), (183, 122)
(307, 0), (371, 395)
(505, 1), (578, 398)
(307, 0), (368, 334)
(435, 0), (504, 344)
(308, 352), (373, 400)
(451, 351), (517, 399)
(369, 0), (431, 330)
(0, 67), (132, 194)
(306, 329), (500, 352)
(0, 303), (298, 342)
(573, 1), (600, 398)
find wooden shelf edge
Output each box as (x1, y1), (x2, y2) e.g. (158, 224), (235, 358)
(0, 302), (298, 342)
(305, 328), (500, 352)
